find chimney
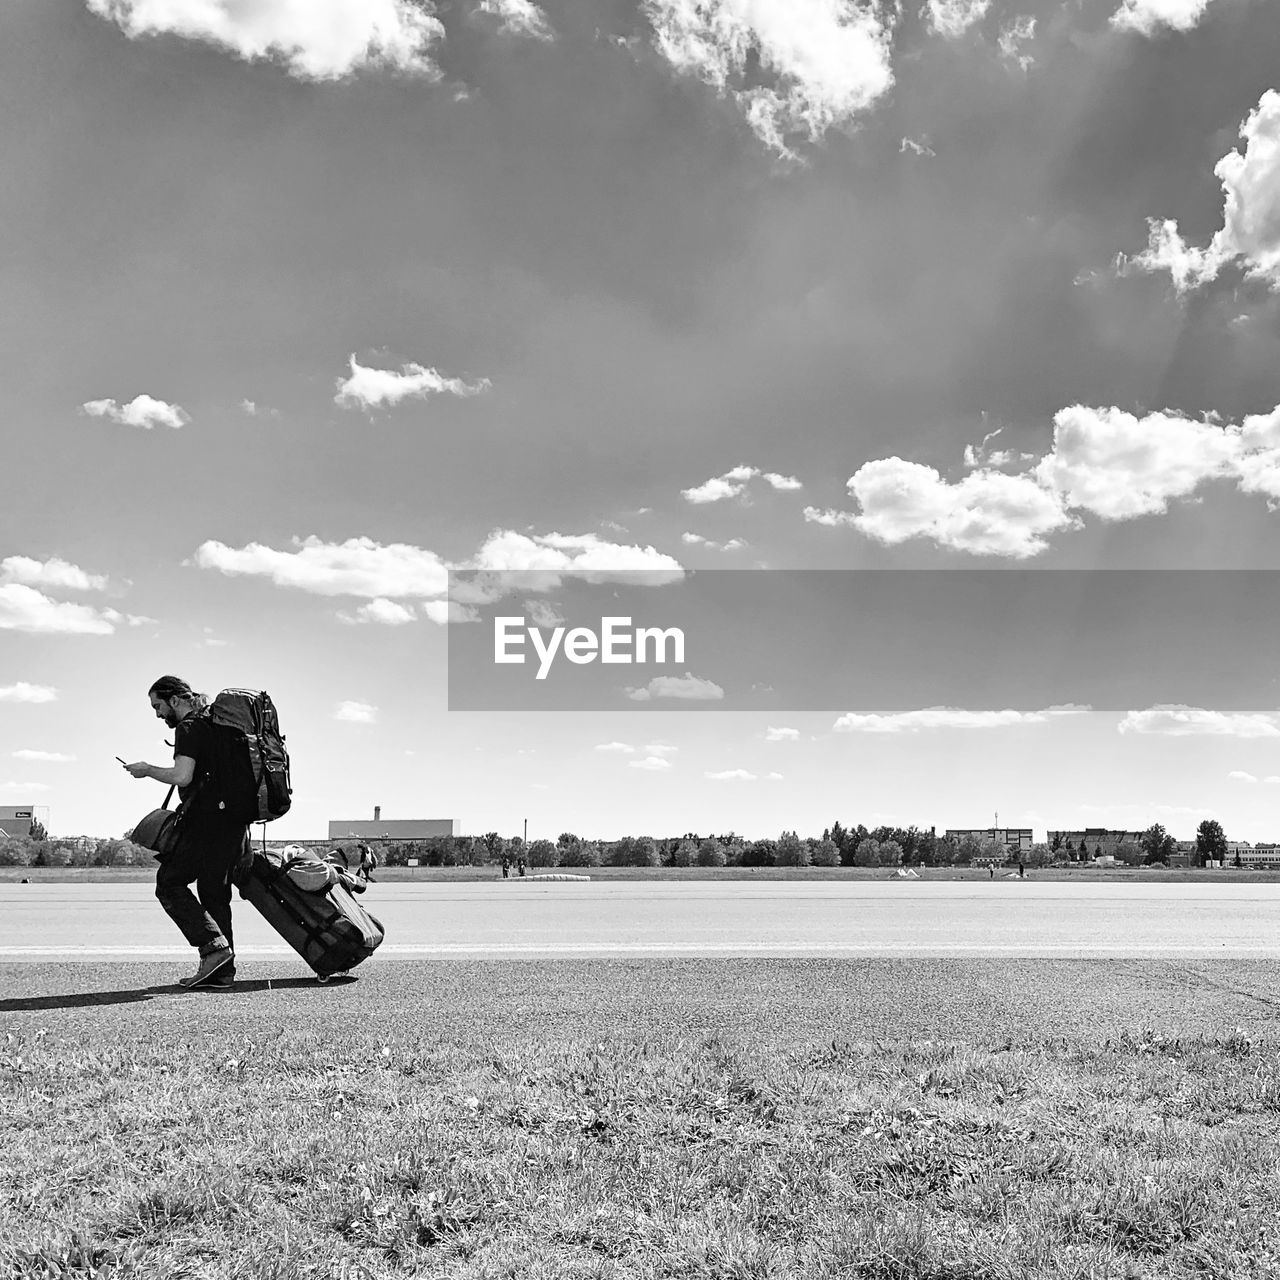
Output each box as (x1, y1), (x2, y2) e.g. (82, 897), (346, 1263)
(374, 805), (381, 822)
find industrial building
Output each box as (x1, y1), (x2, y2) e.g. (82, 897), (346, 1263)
(327, 805), (454, 842)
(0, 806), (46, 838)
(944, 827), (1033, 854)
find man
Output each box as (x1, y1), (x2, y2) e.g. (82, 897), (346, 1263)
(125, 675), (246, 989)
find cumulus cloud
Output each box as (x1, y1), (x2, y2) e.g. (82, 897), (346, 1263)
(925, 0), (990, 38)
(81, 394), (188, 429)
(12, 750), (75, 762)
(765, 726), (800, 741)
(682, 532), (748, 551)
(629, 756), (673, 770)
(1128, 90), (1280, 292)
(809, 459), (1076, 558)
(0, 683), (58, 703)
(900, 137), (935, 158)
(193, 536), (449, 599)
(193, 530), (683, 622)
(471, 530), (683, 588)
(645, 0), (894, 157)
(0, 585), (117, 634)
(336, 598), (418, 626)
(1118, 705), (1280, 738)
(998, 15), (1035, 67)
(595, 742), (636, 753)
(626, 673), (726, 702)
(335, 356), (491, 411)
(334, 700), (378, 723)
(1, 556), (107, 592)
(813, 397), (1280, 557)
(477, 0), (553, 39)
(1034, 405), (1240, 519)
(87, 0), (444, 79)
(833, 704), (1089, 732)
(682, 464), (802, 504)
(705, 768), (756, 781)
(1111, 0), (1216, 35)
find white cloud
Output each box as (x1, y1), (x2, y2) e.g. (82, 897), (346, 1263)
(767, 771), (784, 781)
(1034, 405), (1240, 520)
(900, 137), (935, 158)
(1, 556), (107, 592)
(0, 683), (58, 704)
(827, 458), (1077, 558)
(193, 536), (449, 599)
(477, 0), (553, 39)
(240, 399), (280, 418)
(644, 743), (679, 755)
(81, 394), (188, 429)
(925, 0), (990, 38)
(682, 464), (801, 505)
(625, 673), (726, 702)
(816, 397), (1280, 558)
(1111, 0), (1216, 35)
(705, 768), (756, 781)
(336, 598), (418, 625)
(0, 585), (117, 634)
(1118, 705), (1280, 738)
(765, 726), (800, 741)
(682, 532), (748, 551)
(645, 0), (894, 157)
(1129, 91), (1280, 291)
(998, 15), (1035, 67)
(334, 700), (378, 724)
(682, 464), (758, 504)
(524, 599), (565, 629)
(12, 750), (75, 763)
(335, 356), (491, 411)
(595, 742), (636, 753)
(629, 756), (673, 771)
(1228, 770), (1259, 782)
(86, 0), (444, 79)
(472, 530), (683, 586)
(833, 704), (1089, 733)
(421, 599), (480, 625)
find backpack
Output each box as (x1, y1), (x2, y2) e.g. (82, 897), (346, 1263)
(199, 689), (292, 824)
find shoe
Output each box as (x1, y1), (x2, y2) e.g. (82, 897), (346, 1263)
(178, 947), (234, 988)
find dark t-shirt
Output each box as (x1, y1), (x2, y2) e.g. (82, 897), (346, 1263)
(173, 714), (215, 807)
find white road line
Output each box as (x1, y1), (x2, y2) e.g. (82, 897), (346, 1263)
(2, 943), (1278, 958)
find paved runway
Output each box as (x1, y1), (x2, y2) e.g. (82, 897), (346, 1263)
(3, 879), (1279, 959)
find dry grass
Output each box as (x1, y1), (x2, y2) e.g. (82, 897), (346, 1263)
(4, 1020), (1279, 1278)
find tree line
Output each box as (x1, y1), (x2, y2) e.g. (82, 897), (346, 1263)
(0, 817), (1238, 870)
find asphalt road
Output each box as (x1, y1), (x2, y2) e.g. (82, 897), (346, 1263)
(4, 879), (1279, 959)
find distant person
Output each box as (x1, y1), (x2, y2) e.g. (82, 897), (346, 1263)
(124, 675), (247, 990)
(517, 850), (526, 877)
(1018, 860), (1025, 879)
(501, 850), (511, 879)
(988, 864), (994, 880)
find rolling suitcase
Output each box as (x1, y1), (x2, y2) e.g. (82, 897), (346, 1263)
(235, 845), (384, 981)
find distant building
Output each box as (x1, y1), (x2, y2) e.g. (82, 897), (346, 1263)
(1238, 844), (1280, 869)
(945, 827), (1033, 854)
(1048, 829), (1143, 854)
(328, 805), (454, 842)
(0, 806), (45, 838)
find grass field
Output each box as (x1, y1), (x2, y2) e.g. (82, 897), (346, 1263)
(5, 865), (1280, 885)
(3, 959), (1279, 1279)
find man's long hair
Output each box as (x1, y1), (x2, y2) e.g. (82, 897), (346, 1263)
(148, 675), (210, 711)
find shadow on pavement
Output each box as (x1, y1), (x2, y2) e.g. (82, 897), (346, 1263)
(0, 976), (350, 1012)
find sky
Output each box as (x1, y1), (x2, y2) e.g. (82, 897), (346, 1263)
(3, 0), (1280, 843)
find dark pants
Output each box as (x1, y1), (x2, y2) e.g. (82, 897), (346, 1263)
(156, 817), (248, 954)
